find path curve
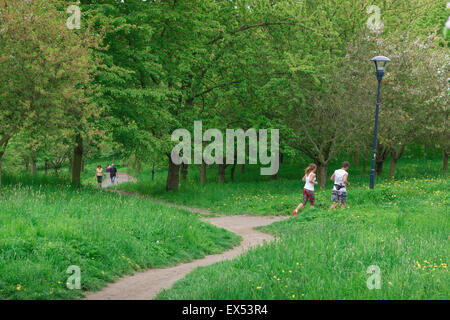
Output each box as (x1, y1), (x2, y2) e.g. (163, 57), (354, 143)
(87, 173), (288, 300)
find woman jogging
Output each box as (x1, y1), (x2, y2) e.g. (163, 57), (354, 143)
(96, 165), (104, 188)
(292, 163), (318, 216)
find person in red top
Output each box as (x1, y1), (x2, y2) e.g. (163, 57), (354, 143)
(292, 164), (318, 216)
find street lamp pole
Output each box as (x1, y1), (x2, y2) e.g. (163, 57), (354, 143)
(369, 56), (390, 189)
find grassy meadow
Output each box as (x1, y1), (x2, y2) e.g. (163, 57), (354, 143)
(115, 155), (449, 300)
(0, 175), (240, 299)
(1, 152), (448, 300)
(156, 174), (449, 299)
(118, 155), (448, 215)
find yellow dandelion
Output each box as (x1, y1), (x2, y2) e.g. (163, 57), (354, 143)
(256, 286), (262, 290)
(292, 294), (295, 298)
(16, 284), (21, 291)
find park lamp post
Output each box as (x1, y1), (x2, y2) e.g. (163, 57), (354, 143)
(369, 56), (390, 189)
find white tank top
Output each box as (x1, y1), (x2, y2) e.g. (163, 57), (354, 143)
(333, 169), (347, 191)
(304, 173), (315, 191)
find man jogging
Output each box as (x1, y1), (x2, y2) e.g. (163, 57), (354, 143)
(109, 163), (117, 185)
(330, 161), (350, 210)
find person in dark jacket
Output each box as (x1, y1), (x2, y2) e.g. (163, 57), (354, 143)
(109, 164), (118, 184)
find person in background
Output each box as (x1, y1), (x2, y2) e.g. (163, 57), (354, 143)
(109, 163), (117, 185)
(330, 161), (350, 210)
(96, 165), (104, 188)
(292, 163), (318, 216)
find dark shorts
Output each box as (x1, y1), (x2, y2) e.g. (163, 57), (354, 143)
(331, 190), (347, 203)
(97, 176), (103, 183)
(302, 188), (315, 206)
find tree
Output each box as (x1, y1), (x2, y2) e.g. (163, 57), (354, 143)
(346, 31), (449, 178)
(0, 0), (92, 192)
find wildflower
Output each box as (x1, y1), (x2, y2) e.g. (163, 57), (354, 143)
(292, 294), (295, 298)
(16, 284), (21, 291)
(388, 282), (393, 286)
(256, 286), (262, 290)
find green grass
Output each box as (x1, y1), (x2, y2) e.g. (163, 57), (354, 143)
(156, 176), (449, 299)
(118, 157), (448, 215)
(0, 175), (240, 299)
(1, 154), (448, 300)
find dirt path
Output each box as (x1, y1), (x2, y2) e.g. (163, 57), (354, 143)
(102, 172), (137, 188)
(87, 173), (288, 300)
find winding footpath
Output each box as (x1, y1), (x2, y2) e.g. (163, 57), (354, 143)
(86, 174), (287, 300)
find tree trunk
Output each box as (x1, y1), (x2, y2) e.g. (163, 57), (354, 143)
(375, 144), (388, 176)
(218, 164), (227, 184)
(318, 165), (328, 189)
(31, 149), (37, 175)
(375, 160), (384, 176)
(353, 151), (359, 167)
(166, 156), (180, 191)
(200, 160), (207, 185)
(230, 163), (237, 182)
(25, 162), (29, 172)
(180, 163), (188, 183)
(69, 157), (73, 175)
(240, 164), (245, 174)
(152, 163), (155, 181)
(0, 152), (3, 195)
(71, 134), (83, 186)
(388, 146), (404, 179)
(443, 149), (448, 173)
(363, 149), (367, 174)
(389, 157), (397, 179)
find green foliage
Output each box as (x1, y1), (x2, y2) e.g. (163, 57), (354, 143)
(0, 179), (240, 299)
(155, 160), (449, 300)
(117, 157), (448, 214)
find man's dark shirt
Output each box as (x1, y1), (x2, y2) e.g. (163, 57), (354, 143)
(110, 167), (117, 177)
